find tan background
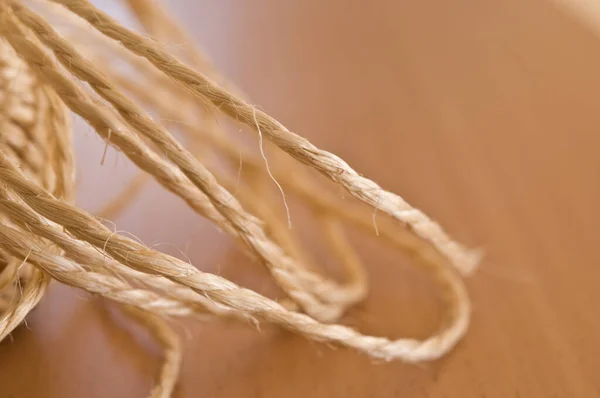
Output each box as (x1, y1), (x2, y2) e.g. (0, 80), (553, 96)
(1, 0), (600, 396)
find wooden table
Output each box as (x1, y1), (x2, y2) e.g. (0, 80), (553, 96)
(1, 0), (599, 396)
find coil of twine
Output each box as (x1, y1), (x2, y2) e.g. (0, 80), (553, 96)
(0, 1), (482, 396)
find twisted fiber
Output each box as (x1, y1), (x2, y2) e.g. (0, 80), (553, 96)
(103, 70), (235, 175)
(3, 0), (468, 366)
(0, 180), (192, 317)
(37, 0), (199, 117)
(3, 4), (249, 235)
(0, 178), (245, 320)
(116, 71), (367, 308)
(0, 217), (194, 317)
(41, 0), (462, 319)
(0, 197), (50, 338)
(0, 198), (49, 335)
(100, 75), (304, 313)
(0, 12), (238, 232)
(123, 0), (237, 95)
(1, 14), (468, 362)
(5, 5), (365, 322)
(59, 0), (469, 305)
(93, 59), (367, 302)
(124, 0), (207, 76)
(283, 173), (464, 279)
(0, 264), (49, 341)
(106, 64), (363, 296)
(0, 213), (206, 396)
(113, 0), (363, 278)
(0, 24), (275, 322)
(0, 7), (244, 286)
(101, 66), (304, 260)
(148, 89), (370, 303)
(96, 59), (225, 159)
(37, 0), (217, 118)
(43, 85), (74, 200)
(51, 0), (481, 276)
(0, 152), (469, 362)
(98, 67), (455, 305)
(44, 1), (317, 279)
(90, 51), (466, 324)
(140, 94), (307, 275)
(12, 1), (355, 314)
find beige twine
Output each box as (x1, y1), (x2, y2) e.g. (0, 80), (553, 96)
(0, 36), (62, 340)
(0, 0), (481, 396)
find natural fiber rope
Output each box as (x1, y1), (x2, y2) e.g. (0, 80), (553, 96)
(4, 1), (372, 321)
(0, 150), (470, 362)
(35, 0), (481, 277)
(37, 0), (373, 316)
(48, 0), (482, 276)
(0, 180), (253, 320)
(0, 0), (481, 395)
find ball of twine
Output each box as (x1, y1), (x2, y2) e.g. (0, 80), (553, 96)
(0, 1), (482, 397)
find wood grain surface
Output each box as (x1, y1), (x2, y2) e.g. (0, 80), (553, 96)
(1, 0), (600, 396)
